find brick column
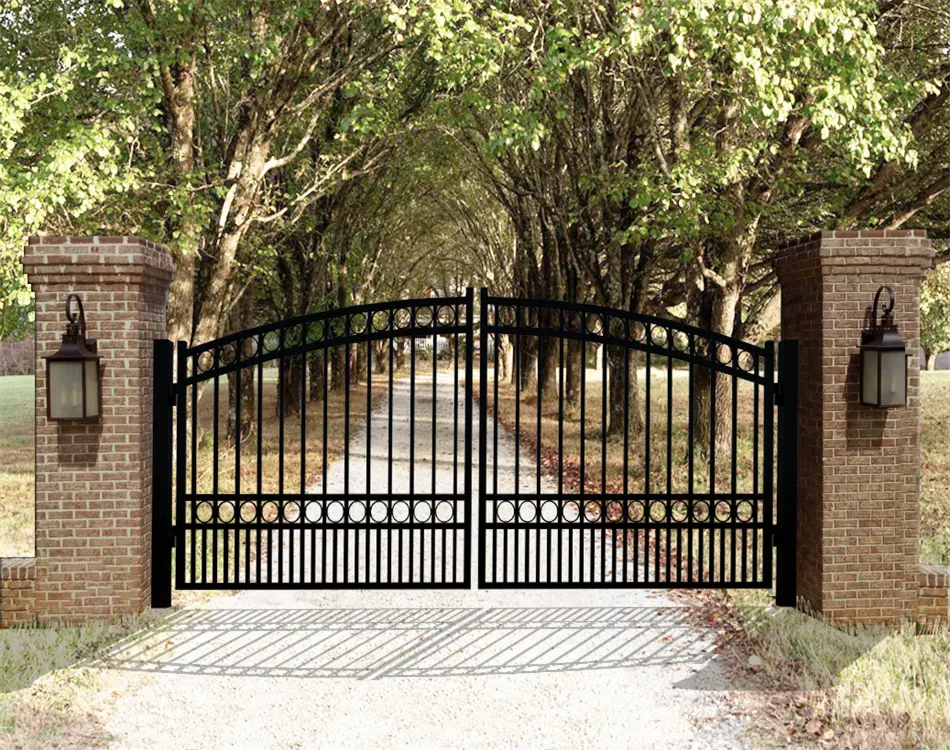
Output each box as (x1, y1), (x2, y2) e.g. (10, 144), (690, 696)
(21, 236), (174, 623)
(775, 230), (933, 625)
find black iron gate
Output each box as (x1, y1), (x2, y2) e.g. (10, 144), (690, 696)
(152, 289), (796, 605)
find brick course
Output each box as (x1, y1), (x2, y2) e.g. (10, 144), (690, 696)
(917, 565), (950, 627)
(775, 230), (933, 625)
(11, 236), (173, 625)
(0, 558), (37, 628)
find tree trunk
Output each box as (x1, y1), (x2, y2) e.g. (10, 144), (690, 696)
(191, 139), (271, 347)
(518, 336), (538, 391)
(925, 347), (937, 371)
(331, 346), (346, 391)
(691, 282), (740, 462)
(226, 293), (255, 441)
(354, 343), (366, 387)
(309, 350), (326, 402)
(395, 339), (406, 371)
(565, 339), (582, 411)
(280, 357), (303, 418)
(374, 340), (388, 374)
(538, 335), (558, 393)
(606, 347), (644, 439)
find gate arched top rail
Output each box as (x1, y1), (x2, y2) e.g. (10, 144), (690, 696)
(483, 294), (770, 385)
(182, 293), (470, 387)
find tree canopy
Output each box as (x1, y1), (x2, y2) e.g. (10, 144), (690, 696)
(2, 0), (948, 347)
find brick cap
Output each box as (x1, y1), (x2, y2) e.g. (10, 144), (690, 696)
(1, 557), (36, 581)
(21, 236), (175, 285)
(919, 564), (950, 589)
(776, 229), (928, 252)
(774, 228), (933, 279)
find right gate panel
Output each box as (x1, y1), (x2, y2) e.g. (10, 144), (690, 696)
(478, 292), (777, 589)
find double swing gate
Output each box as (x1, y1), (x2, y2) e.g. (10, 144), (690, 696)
(152, 289), (798, 606)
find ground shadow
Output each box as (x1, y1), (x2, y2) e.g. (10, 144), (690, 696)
(87, 606), (740, 684)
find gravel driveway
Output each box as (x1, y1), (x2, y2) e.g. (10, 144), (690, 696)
(96, 370), (747, 749)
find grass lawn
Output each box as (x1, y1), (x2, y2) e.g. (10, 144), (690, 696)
(919, 371), (950, 565)
(0, 375), (33, 557)
(0, 610), (168, 749)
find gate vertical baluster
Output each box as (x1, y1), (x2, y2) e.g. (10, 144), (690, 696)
(536, 315), (543, 585)
(323, 338), (329, 586)
(642, 348), (649, 581)
(454, 303), (460, 585)
(212, 349), (220, 585)
(753, 356), (760, 583)
(409, 329), (415, 584)
(431, 324), (437, 584)
(176, 341), (187, 590)
(763, 341), (775, 594)
(689, 340), (697, 585)
(601, 330), (607, 585)
(388, 331), (394, 584)
(731, 348), (739, 585)
(278, 344), (285, 584)
(493, 312), (500, 584)
(626, 346), (633, 584)
(344, 329), (350, 585)
(514, 321), (521, 585)
(362, 337), (371, 585)
(301, 337), (307, 585)
(257, 338), (263, 585)
(234, 340), (241, 585)
(366, 337), (373, 585)
(478, 290), (488, 588)
(579, 334), (586, 584)
(709, 353), (716, 586)
(191, 353), (198, 586)
(463, 288), (474, 588)
(557, 321), (564, 584)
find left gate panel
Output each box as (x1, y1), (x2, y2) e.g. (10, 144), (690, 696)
(171, 295), (473, 590)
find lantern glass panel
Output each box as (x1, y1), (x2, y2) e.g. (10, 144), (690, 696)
(84, 359), (99, 417)
(862, 349), (879, 405)
(879, 349), (906, 406)
(49, 360), (84, 419)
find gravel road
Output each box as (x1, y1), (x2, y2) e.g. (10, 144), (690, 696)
(97, 370), (747, 749)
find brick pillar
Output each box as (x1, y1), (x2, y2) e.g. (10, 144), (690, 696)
(775, 230), (933, 625)
(21, 237), (174, 623)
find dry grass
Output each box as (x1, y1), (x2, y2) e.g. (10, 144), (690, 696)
(0, 611), (167, 750)
(483, 362), (762, 496)
(189, 367), (388, 496)
(0, 375), (33, 557)
(728, 589), (950, 748)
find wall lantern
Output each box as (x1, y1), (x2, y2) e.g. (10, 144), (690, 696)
(45, 294), (101, 421)
(861, 285), (908, 408)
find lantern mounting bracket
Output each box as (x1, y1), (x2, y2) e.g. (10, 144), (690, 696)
(65, 293), (97, 353)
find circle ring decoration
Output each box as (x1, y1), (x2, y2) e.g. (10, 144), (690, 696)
(496, 501), (516, 523)
(195, 501), (213, 524)
(437, 305), (456, 326)
(241, 501), (258, 523)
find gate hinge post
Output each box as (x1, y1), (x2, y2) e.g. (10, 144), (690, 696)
(774, 382), (784, 406)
